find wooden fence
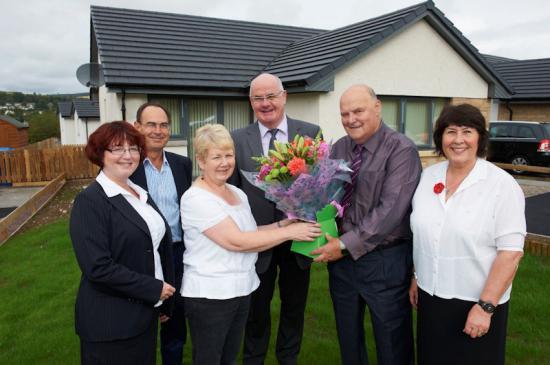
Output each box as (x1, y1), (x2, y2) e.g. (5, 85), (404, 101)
(0, 173), (66, 246)
(494, 163), (550, 175)
(0, 145), (98, 185)
(16, 137), (60, 150)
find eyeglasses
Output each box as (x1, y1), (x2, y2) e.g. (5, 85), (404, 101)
(105, 146), (141, 156)
(141, 122), (171, 131)
(250, 90), (285, 104)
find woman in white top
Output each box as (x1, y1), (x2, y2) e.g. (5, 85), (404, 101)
(409, 104), (525, 365)
(70, 121), (176, 364)
(181, 124), (321, 365)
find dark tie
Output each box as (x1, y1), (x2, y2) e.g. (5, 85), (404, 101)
(267, 128), (279, 152)
(340, 144), (363, 211)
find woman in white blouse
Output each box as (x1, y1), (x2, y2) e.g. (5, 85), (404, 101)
(180, 124), (320, 365)
(409, 104), (525, 365)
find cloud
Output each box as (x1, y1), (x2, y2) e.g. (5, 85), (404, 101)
(1, 0), (549, 93)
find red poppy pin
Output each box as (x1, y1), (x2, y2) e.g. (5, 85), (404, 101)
(433, 182), (445, 194)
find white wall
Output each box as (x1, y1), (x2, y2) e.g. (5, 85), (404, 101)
(73, 110), (101, 144)
(285, 93), (321, 125)
(99, 86), (147, 123)
(59, 116), (76, 145)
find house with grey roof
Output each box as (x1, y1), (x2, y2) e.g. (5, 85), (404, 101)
(485, 55), (550, 121)
(57, 100), (100, 144)
(80, 0), (513, 156)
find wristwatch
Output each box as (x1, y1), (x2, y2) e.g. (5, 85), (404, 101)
(477, 299), (496, 314)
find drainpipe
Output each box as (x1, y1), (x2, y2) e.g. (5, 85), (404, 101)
(121, 89), (126, 121)
(85, 118), (89, 139)
(505, 101), (513, 120)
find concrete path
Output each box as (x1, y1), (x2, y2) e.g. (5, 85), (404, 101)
(0, 186), (42, 219)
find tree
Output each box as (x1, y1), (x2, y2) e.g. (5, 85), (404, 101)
(26, 111), (60, 143)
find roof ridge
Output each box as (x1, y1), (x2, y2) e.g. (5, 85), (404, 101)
(91, 5), (326, 33)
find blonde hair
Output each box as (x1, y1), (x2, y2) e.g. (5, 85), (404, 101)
(193, 124), (234, 161)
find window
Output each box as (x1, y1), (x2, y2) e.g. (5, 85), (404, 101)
(379, 96), (448, 148)
(149, 96), (252, 176)
(517, 126), (536, 139)
(490, 125), (513, 138)
(380, 99), (399, 131)
(405, 101), (430, 145)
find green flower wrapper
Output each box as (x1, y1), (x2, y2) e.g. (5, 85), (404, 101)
(291, 204), (339, 258)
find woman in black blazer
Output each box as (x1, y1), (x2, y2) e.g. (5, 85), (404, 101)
(70, 121), (175, 364)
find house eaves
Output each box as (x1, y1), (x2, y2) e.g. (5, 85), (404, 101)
(57, 101), (73, 118)
(73, 100), (100, 119)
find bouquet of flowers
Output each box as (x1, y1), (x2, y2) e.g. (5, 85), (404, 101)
(241, 133), (351, 258)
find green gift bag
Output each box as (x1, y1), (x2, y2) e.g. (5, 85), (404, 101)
(291, 204), (339, 258)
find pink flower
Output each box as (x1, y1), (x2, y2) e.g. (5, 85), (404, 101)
(317, 142), (329, 159)
(287, 157), (307, 176)
(433, 182), (445, 194)
(259, 164), (272, 180)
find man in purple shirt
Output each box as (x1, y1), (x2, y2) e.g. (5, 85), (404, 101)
(312, 84), (421, 365)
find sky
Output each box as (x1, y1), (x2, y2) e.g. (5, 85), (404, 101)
(1, 0), (549, 94)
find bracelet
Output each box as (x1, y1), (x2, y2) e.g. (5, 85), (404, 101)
(277, 221), (282, 228)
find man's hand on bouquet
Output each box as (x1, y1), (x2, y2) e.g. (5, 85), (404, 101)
(286, 222), (322, 241)
(312, 233), (344, 263)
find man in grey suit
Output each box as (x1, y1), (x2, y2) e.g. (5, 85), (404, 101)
(229, 73), (320, 365)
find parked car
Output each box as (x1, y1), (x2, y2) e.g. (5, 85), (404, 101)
(487, 121), (550, 173)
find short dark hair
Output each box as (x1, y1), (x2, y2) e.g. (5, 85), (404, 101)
(135, 102), (171, 124)
(85, 121), (146, 168)
(433, 104), (489, 158)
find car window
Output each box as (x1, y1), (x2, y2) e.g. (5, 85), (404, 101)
(490, 125), (512, 137)
(543, 124), (550, 137)
(517, 126), (536, 138)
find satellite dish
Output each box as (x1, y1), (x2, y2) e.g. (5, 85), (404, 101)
(76, 63), (105, 88)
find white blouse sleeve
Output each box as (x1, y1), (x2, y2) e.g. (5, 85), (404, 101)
(181, 191), (228, 233)
(493, 176), (526, 252)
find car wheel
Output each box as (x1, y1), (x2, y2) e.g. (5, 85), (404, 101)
(510, 155), (529, 174)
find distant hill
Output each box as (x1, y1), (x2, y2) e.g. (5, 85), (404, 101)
(0, 91), (87, 108)
(0, 91), (89, 120)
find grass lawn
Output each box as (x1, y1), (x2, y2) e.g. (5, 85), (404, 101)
(0, 218), (548, 364)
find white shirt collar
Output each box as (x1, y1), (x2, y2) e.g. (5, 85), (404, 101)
(96, 170), (149, 203)
(258, 115), (288, 138)
(430, 158), (488, 194)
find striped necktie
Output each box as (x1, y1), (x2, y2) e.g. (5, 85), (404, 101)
(267, 128), (279, 152)
(341, 144), (363, 211)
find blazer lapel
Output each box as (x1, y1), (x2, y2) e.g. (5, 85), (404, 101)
(108, 194), (151, 239)
(287, 117), (300, 140)
(246, 122), (264, 159)
(130, 164), (148, 191)
(166, 153), (185, 199)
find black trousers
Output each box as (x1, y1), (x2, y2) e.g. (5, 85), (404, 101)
(80, 315), (158, 365)
(160, 241), (187, 365)
(328, 243), (414, 365)
(243, 242), (310, 365)
(184, 295), (250, 365)
(417, 289), (509, 365)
